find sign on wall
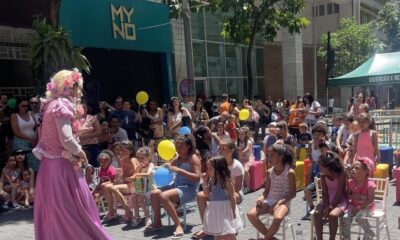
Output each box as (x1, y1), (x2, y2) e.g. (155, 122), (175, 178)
(60, 0), (172, 53)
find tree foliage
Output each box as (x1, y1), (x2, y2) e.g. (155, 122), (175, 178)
(318, 18), (382, 77)
(162, 0), (208, 18)
(164, 0), (309, 97)
(377, 1), (400, 52)
(210, 0), (309, 96)
(30, 18), (90, 93)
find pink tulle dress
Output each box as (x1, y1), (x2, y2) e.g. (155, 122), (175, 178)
(33, 98), (111, 240)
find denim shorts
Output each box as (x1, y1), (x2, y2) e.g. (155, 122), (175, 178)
(160, 184), (198, 205)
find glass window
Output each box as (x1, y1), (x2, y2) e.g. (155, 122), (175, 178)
(207, 43), (226, 77)
(193, 42), (207, 77)
(225, 45), (238, 76)
(256, 48), (264, 77)
(209, 78), (226, 96)
(191, 11), (205, 40)
(241, 47), (247, 76)
(334, 4), (339, 13)
(327, 3), (333, 14)
(319, 5), (325, 16)
(256, 77), (265, 98)
(205, 12), (223, 41)
(227, 77), (240, 100)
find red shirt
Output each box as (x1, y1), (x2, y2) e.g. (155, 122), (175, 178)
(99, 166), (117, 182)
(226, 122), (237, 139)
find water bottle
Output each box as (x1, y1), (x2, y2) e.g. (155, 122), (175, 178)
(296, 222), (303, 240)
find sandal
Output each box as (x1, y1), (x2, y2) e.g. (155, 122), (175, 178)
(191, 229), (208, 239)
(171, 232), (184, 239)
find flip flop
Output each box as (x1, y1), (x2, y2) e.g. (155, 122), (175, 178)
(191, 229), (208, 239)
(171, 232), (184, 239)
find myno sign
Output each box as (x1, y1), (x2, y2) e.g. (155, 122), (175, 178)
(59, 0), (172, 53)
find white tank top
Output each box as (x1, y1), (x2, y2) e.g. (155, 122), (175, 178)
(16, 113), (36, 139)
(311, 141), (322, 162)
(266, 165), (290, 205)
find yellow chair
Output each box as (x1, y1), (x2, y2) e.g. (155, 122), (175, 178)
(373, 163), (389, 179)
(295, 161), (305, 191)
(298, 148), (308, 161)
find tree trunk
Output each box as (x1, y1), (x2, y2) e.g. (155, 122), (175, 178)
(49, 0), (62, 28)
(246, 42), (254, 98)
(246, 11), (261, 99)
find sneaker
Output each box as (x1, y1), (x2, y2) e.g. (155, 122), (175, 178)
(301, 208), (314, 221)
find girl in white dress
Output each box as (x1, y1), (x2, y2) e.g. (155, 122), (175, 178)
(203, 156), (243, 239)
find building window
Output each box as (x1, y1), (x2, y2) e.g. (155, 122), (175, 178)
(313, 6), (318, 17)
(207, 43), (226, 77)
(327, 3), (333, 14)
(193, 42), (207, 77)
(319, 5), (325, 16)
(334, 4), (339, 13)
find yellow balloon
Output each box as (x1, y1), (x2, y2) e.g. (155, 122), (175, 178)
(157, 140), (176, 161)
(136, 91), (149, 105)
(239, 109), (250, 121)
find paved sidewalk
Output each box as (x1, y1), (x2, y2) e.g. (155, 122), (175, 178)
(0, 184), (398, 239)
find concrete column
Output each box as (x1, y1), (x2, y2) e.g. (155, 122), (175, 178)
(282, 30), (304, 98)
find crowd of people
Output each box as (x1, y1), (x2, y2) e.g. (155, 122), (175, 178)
(0, 68), (392, 240)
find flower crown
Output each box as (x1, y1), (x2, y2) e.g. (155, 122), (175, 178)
(46, 68), (83, 97)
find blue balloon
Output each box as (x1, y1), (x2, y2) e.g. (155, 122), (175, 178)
(178, 126), (191, 135)
(153, 167), (175, 188)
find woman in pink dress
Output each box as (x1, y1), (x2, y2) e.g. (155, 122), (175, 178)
(32, 69), (111, 240)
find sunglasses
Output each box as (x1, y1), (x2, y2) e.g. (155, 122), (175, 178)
(30, 102), (39, 105)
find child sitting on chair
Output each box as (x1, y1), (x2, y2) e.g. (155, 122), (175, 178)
(342, 157), (376, 240)
(92, 150), (117, 205)
(129, 147), (156, 227)
(313, 152), (347, 240)
(247, 143), (296, 240)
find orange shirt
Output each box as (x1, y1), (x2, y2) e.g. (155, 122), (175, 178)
(219, 101), (231, 114)
(288, 105), (305, 127)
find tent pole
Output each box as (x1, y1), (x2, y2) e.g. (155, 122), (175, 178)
(326, 87), (329, 115)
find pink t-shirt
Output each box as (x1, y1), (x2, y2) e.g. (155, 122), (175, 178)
(99, 166), (117, 182)
(347, 178), (376, 212)
(356, 130), (375, 163)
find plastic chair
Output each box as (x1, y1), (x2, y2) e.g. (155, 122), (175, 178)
(256, 202), (295, 240)
(167, 200), (197, 230)
(310, 177), (343, 240)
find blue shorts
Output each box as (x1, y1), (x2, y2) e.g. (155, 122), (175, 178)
(160, 184), (197, 205)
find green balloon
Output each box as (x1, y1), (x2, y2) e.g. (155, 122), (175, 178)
(7, 98), (16, 109)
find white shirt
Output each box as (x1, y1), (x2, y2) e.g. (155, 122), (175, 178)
(229, 159), (244, 188)
(112, 127), (128, 143)
(337, 125), (350, 147)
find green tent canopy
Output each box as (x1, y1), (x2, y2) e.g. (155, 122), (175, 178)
(328, 52), (400, 87)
